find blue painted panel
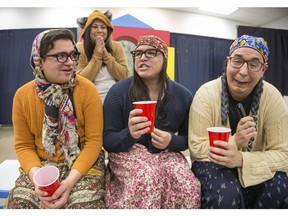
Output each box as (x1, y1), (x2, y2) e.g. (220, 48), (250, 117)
(112, 14), (153, 29)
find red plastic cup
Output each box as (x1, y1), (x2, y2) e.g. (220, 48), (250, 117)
(207, 127), (231, 153)
(33, 165), (60, 196)
(133, 101), (157, 134)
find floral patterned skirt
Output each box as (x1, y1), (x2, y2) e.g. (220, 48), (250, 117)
(105, 144), (201, 209)
(4, 150), (106, 209)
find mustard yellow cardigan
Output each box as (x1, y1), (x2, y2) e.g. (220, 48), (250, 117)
(12, 75), (103, 175)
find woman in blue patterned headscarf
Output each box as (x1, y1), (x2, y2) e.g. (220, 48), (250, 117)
(189, 34), (288, 208)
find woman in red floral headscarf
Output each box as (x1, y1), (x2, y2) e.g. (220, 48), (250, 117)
(103, 35), (201, 209)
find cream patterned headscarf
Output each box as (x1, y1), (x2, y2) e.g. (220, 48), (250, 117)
(30, 29), (80, 167)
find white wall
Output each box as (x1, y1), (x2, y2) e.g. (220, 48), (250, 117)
(0, 7), (288, 40)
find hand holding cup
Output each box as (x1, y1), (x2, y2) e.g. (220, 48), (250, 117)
(133, 101), (157, 134)
(33, 165), (60, 197)
(207, 127), (231, 156)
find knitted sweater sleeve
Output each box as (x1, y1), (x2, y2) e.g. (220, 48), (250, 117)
(103, 79), (136, 152)
(13, 81), (43, 174)
(188, 79), (223, 162)
(238, 82), (288, 187)
(71, 76), (104, 175)
(103, 41), (129, 81)
(165, 81), (193, 152)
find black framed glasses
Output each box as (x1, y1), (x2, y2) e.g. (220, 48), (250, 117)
(44, 51), (81, 63)
(130, 49), (160, 59)
(227, 56), (266, 72)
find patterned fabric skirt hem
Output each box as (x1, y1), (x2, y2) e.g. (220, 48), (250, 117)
(105, 143), (201, 209)
(4, 150), (106, 209)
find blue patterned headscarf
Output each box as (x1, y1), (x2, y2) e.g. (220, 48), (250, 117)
(229, 34), (269, 62)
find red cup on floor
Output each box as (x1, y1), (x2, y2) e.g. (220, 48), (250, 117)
(207, 127), (231, 154)
(33, 165), (60, 196)
(133, 101), (157, 134)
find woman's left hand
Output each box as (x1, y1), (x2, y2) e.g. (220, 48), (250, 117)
(208, 140), (243, 168)
(151, 128), (171, 149)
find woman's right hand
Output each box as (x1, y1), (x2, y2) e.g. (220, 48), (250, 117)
(235, 116), (257, 148)
(128, 109), (151, 139)
(34, 185), (56, 204)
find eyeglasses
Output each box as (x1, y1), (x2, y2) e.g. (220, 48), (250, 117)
(44, 51), (81, 63)
(228, 56), (266, 72)
(130, 49), (160, 59)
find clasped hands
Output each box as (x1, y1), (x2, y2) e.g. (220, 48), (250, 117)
(30, 167), (72, 209)
(95, 35), (105, 53)
(34, 178), (72, 209)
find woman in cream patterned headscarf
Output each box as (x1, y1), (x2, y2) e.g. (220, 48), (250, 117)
(5, 29), (105, 209)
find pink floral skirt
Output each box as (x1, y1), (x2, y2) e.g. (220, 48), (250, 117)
(105, 144), (201, 209)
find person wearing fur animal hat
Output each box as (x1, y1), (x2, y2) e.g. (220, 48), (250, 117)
(76, 10), (129, 103)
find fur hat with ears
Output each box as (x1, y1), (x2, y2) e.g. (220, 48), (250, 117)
(76, 10), (113, 37)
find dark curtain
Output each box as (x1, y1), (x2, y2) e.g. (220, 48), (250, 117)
(170, 33), (233, 95)
(237, 26), (288, 95)
(0, 28), (77, 125)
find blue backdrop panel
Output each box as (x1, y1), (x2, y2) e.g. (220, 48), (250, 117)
(237, 26), (288, 95)
(170, 33), (233, 95)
